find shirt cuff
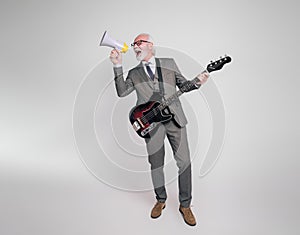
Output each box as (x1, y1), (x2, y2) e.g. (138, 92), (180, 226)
(113, 64), (122, 68)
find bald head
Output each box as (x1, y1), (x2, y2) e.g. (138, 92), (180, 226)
(134, 33), (154, 43)
(132, 33), (156, 61)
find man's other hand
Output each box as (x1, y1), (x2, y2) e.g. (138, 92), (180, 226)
(196, 72), (209, 85)
(110, 49), (122, 65)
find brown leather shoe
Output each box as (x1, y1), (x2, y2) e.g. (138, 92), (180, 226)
(179, 206), (197, 226)
(151, 201), (166, 219)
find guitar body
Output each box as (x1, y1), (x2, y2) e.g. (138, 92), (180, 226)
(129, 101), (174, 138)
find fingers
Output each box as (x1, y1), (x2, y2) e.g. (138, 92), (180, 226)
(109, 49), (122, 65)
(202, 73), (209, 81)
(201, 72), (209, 80)
(110, 49), (120, 58)
(201, 71), (209, 76)
(197, 72), (209, 79)
(197, 72), (209, 84)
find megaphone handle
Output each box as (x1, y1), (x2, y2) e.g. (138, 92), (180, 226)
(110, 49), (122, 64)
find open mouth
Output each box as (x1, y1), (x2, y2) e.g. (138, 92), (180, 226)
(135, 50), (142, 56)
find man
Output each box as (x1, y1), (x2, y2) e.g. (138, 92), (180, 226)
(109, 33), (209, 226)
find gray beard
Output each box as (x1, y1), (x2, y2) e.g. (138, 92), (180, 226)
(135, 50), (147, 61)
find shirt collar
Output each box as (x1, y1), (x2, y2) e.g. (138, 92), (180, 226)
(142, 56), (156, 66)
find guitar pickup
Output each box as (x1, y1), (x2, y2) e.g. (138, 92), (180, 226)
(132, 121), (141, 131)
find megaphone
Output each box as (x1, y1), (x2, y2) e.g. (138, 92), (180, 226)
(99, 31), (129, 53)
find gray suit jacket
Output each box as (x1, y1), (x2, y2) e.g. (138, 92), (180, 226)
(113, 57), (199, 127)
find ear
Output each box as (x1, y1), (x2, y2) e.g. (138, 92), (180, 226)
(148, 43), (153, 50)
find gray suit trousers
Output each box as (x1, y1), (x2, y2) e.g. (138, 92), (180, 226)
(145, 120), (192, 208)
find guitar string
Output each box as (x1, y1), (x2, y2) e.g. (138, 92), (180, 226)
(137, 57), (230, 126)
(140, 89), (183, 123)
(140, 80), (197, 124)
(140, 81), (195, 124)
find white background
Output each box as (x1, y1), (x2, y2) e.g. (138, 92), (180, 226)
(0, 0), (299, 234)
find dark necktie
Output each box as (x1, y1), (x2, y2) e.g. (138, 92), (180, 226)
(145, 63), (154, 81)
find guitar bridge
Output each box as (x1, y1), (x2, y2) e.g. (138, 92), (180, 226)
(141, 123), (157, 136)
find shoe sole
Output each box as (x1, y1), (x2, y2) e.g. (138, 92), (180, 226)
(179, 208), (196, 226)
(151, 205), (166, 219)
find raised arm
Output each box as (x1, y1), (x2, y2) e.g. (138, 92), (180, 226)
(110, 49), (135, 97)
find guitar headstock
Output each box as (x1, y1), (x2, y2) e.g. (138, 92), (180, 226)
(206, 55), (232, 73)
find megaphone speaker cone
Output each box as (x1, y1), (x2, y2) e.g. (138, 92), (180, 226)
(99, 31), (128, 53)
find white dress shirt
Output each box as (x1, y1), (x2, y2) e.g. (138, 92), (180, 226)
(142, 56), (156, 80)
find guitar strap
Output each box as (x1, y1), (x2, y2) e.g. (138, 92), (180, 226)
(155, 58), (172, 118)
(155, 58), (165, 101)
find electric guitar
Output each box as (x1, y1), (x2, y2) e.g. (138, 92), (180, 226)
(129, 55), (232, 138)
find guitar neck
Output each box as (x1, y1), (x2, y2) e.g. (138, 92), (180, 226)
(158, 77), (198, 110)
(157, 55), (232, 111)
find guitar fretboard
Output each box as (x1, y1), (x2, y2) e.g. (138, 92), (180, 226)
(157, 77), (199, 111)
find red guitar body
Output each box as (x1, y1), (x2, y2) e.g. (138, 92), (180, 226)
(129, 101), (174, 138)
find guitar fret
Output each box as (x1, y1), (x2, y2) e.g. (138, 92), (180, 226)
(158, 90), (182, 111)
(144, 70), (217, 122)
